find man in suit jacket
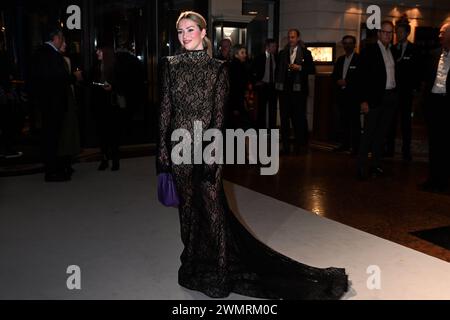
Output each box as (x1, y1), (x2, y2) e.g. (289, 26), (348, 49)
(252, 39), (278, 130)
(386, 22), (421, 161)
(275, 29), (315, 155)
(420, 22), (450, 193)
(30, 28), (81, 182)
(215, 38), (232, 62)
(332, 35), (360, 154)
(357, 21), (398, 180)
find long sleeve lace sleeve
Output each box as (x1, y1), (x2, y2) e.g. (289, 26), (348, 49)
(156, 57), (172, 174)
(203, 62), (229, 183)
(212, 63), (229, 131)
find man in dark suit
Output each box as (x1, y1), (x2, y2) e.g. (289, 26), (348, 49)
(357, 21), (398, 180)
(332, 35), (360, 154)
(215, 38), (232, 62)
(252, 39), (278, 130)
(30, 28), (81, 182)
(386, 21), (420, 161)
(420, 22), (450, 193)
(275, 29), (315, 155)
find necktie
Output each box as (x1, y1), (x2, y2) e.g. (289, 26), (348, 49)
(269, 54), (274, 83)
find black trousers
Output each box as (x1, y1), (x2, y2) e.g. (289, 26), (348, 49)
(426, 94), (450, 188)
(279, 90), (308, 151)
(256, 83), (277, 130)
(336, 91), (361, 151)
(0, 101), (16, 153)
(358, 90), (398, 170)
(96, 106), (123, 161)
(41, 106), (65, 175)
(386, 89), (413, 156)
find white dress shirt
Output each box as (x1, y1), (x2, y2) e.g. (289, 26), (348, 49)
(262, 50), (276, 84)
(343, 52), (354, 80)
(377, 40), (396, 90)
(290, 46), (298, 64)
(397, 41), (408, 61)
(432, 50), (450, 95)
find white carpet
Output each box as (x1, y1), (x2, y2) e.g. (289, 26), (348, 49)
(0, 156), (449, 300)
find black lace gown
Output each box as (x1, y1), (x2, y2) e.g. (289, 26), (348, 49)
(156, 50), (349, 300)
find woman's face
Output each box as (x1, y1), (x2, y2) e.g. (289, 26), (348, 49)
(177, 18), (206, 51)
(60, 40), (67, 53)
(96, 49), (103, 61)
(235, 48), (247, 63)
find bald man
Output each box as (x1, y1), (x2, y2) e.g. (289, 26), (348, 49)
(420, 22), (450, 193)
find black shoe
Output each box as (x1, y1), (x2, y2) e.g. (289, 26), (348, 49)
(98, 160), (109, 171)
(45, 172), (70, 182)
(111, 160), (120, 171)
(370, 167), (384, 178)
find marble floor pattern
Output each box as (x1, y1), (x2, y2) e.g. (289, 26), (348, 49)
(1, 156), (450, 300)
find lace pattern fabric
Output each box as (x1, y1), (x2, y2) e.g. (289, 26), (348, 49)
(157, 50), (348, 299)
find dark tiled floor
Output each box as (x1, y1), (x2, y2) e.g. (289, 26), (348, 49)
(224, 148), (450, 263)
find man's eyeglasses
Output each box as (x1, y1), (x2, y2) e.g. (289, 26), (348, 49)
(380, 30), (393, 35)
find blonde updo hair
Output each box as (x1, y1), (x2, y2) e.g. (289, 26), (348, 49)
(176, 11), (212, 57)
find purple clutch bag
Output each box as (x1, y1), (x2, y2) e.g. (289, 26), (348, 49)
(157, 173), (180, 208)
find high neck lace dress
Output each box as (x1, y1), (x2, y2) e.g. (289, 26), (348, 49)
(156, 50), (349, 300)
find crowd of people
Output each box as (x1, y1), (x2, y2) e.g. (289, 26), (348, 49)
(333, 18), (449, 192)
(214, 18), (450, 193)
(1, 17), (449, 192)
(216, 29), (316, 157)
(23, 28), (144, 182)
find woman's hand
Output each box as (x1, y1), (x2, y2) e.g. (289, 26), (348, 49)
(103, 84), (112, 91)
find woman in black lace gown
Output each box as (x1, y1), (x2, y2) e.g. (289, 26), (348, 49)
(156, 11), (349, 300)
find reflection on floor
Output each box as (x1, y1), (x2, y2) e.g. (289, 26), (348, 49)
(1, 156), (450, 299)
(224, 149), (450, 263)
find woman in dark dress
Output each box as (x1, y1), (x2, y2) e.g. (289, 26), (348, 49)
(92, 46), (122, 171)
(156, 11), (349, 300)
